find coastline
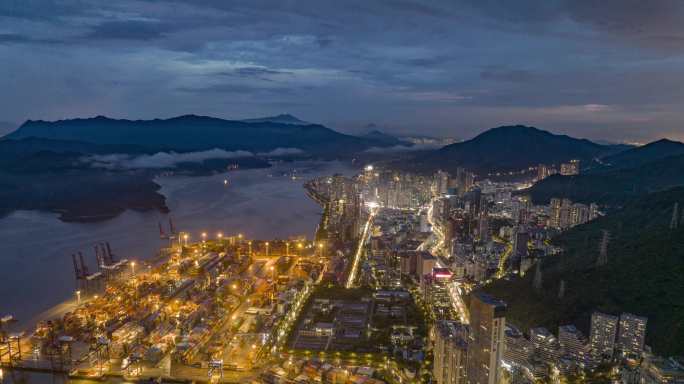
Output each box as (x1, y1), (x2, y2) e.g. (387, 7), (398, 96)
(0, 160), (353, 325)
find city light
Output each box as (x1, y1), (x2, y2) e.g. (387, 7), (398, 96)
(346, 207), (377, 288)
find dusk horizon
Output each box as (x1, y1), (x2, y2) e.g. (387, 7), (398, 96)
(3, 1), (684, 143)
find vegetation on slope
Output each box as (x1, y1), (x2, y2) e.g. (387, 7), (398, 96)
(525, 153), (684, 205)
(408, 125), (624, 175)
(483, 187), (684, 356)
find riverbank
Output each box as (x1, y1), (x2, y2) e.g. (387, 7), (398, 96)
(0, 160), (354, 325)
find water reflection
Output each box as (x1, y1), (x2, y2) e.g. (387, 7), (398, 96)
(0, 161), (353, 327)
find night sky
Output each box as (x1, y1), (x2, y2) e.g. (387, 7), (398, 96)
(2, 0), (684, 143)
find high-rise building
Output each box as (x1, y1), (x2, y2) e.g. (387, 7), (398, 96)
(477, 214), (490, 243)
(417, 251), (437, 284)
(589, 203), (600, 221)
(550, 198), (593, 229)
(456, 167), (475, 194)
(537, 164), (550, 181)
(433, 170), (450, 196)
(434, 321), (469, 384)
(467, 292), (506, 384)
(617, 313), (647, 357)
(589, 311), (618, 360)
(328, 174), (361, 241)
(512, 228), (530, 260)
(560, 160), (580, 176)
(569, 203), (590, 226)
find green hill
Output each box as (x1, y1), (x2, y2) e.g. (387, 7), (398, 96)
(598, 139), (684, 171)
(525, 153), (684, 205)
(482, 187), (684, 356)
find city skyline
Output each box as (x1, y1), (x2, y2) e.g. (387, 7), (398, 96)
(2, 1), (684, 142)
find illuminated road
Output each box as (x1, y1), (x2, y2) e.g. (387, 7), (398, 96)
(345, 207), (377, 288)
(495, 236), (513, 278)
(425, 197), (447, 257)
(447, 282), (470, 324)
(420, 197), (471, 323)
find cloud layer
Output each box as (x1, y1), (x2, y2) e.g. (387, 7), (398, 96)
(2, 1), (684, 143)
(86, 148), (303, 169)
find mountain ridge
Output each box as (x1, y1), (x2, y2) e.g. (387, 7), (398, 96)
(525, 150), (684, 205)
(403, 125), (626, 175)
(5, 114), (388, 156)
(597, 138), (684, 171)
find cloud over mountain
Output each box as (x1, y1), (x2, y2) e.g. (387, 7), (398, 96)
(85, 147), (303, 169)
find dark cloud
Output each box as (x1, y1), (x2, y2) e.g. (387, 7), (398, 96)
(480, 68), (535, 83)
(176, 83), (298, 96)
(0, 33), (64, 45)
(86, 20), (168, 40)
(213, 67), (293, 82)
(1, 0), (684, 143)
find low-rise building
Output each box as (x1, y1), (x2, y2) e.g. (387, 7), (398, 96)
(640, 355), (684, 384)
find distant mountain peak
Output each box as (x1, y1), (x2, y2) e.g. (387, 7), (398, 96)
(360, 129), (411, 147)
(241, 113), (309, 125)
(598, 137), (684, 170)
(408, 124), (623, 175)
(649, 138), (682, 146)
(363, 129), (392, 138)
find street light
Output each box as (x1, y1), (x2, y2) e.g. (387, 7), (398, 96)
(217, 232), (223, 240)
(130, 261), (136, 275)
(183, 233), (189, 246)
(265, 242), (270, 257)
(201, 232), (207, 243)
(248, 241), (252, 256)
(76, 290), (81, 305)
(285, 242), (289, 256)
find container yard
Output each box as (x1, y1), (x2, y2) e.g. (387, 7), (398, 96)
(0, 232), (324, 383)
